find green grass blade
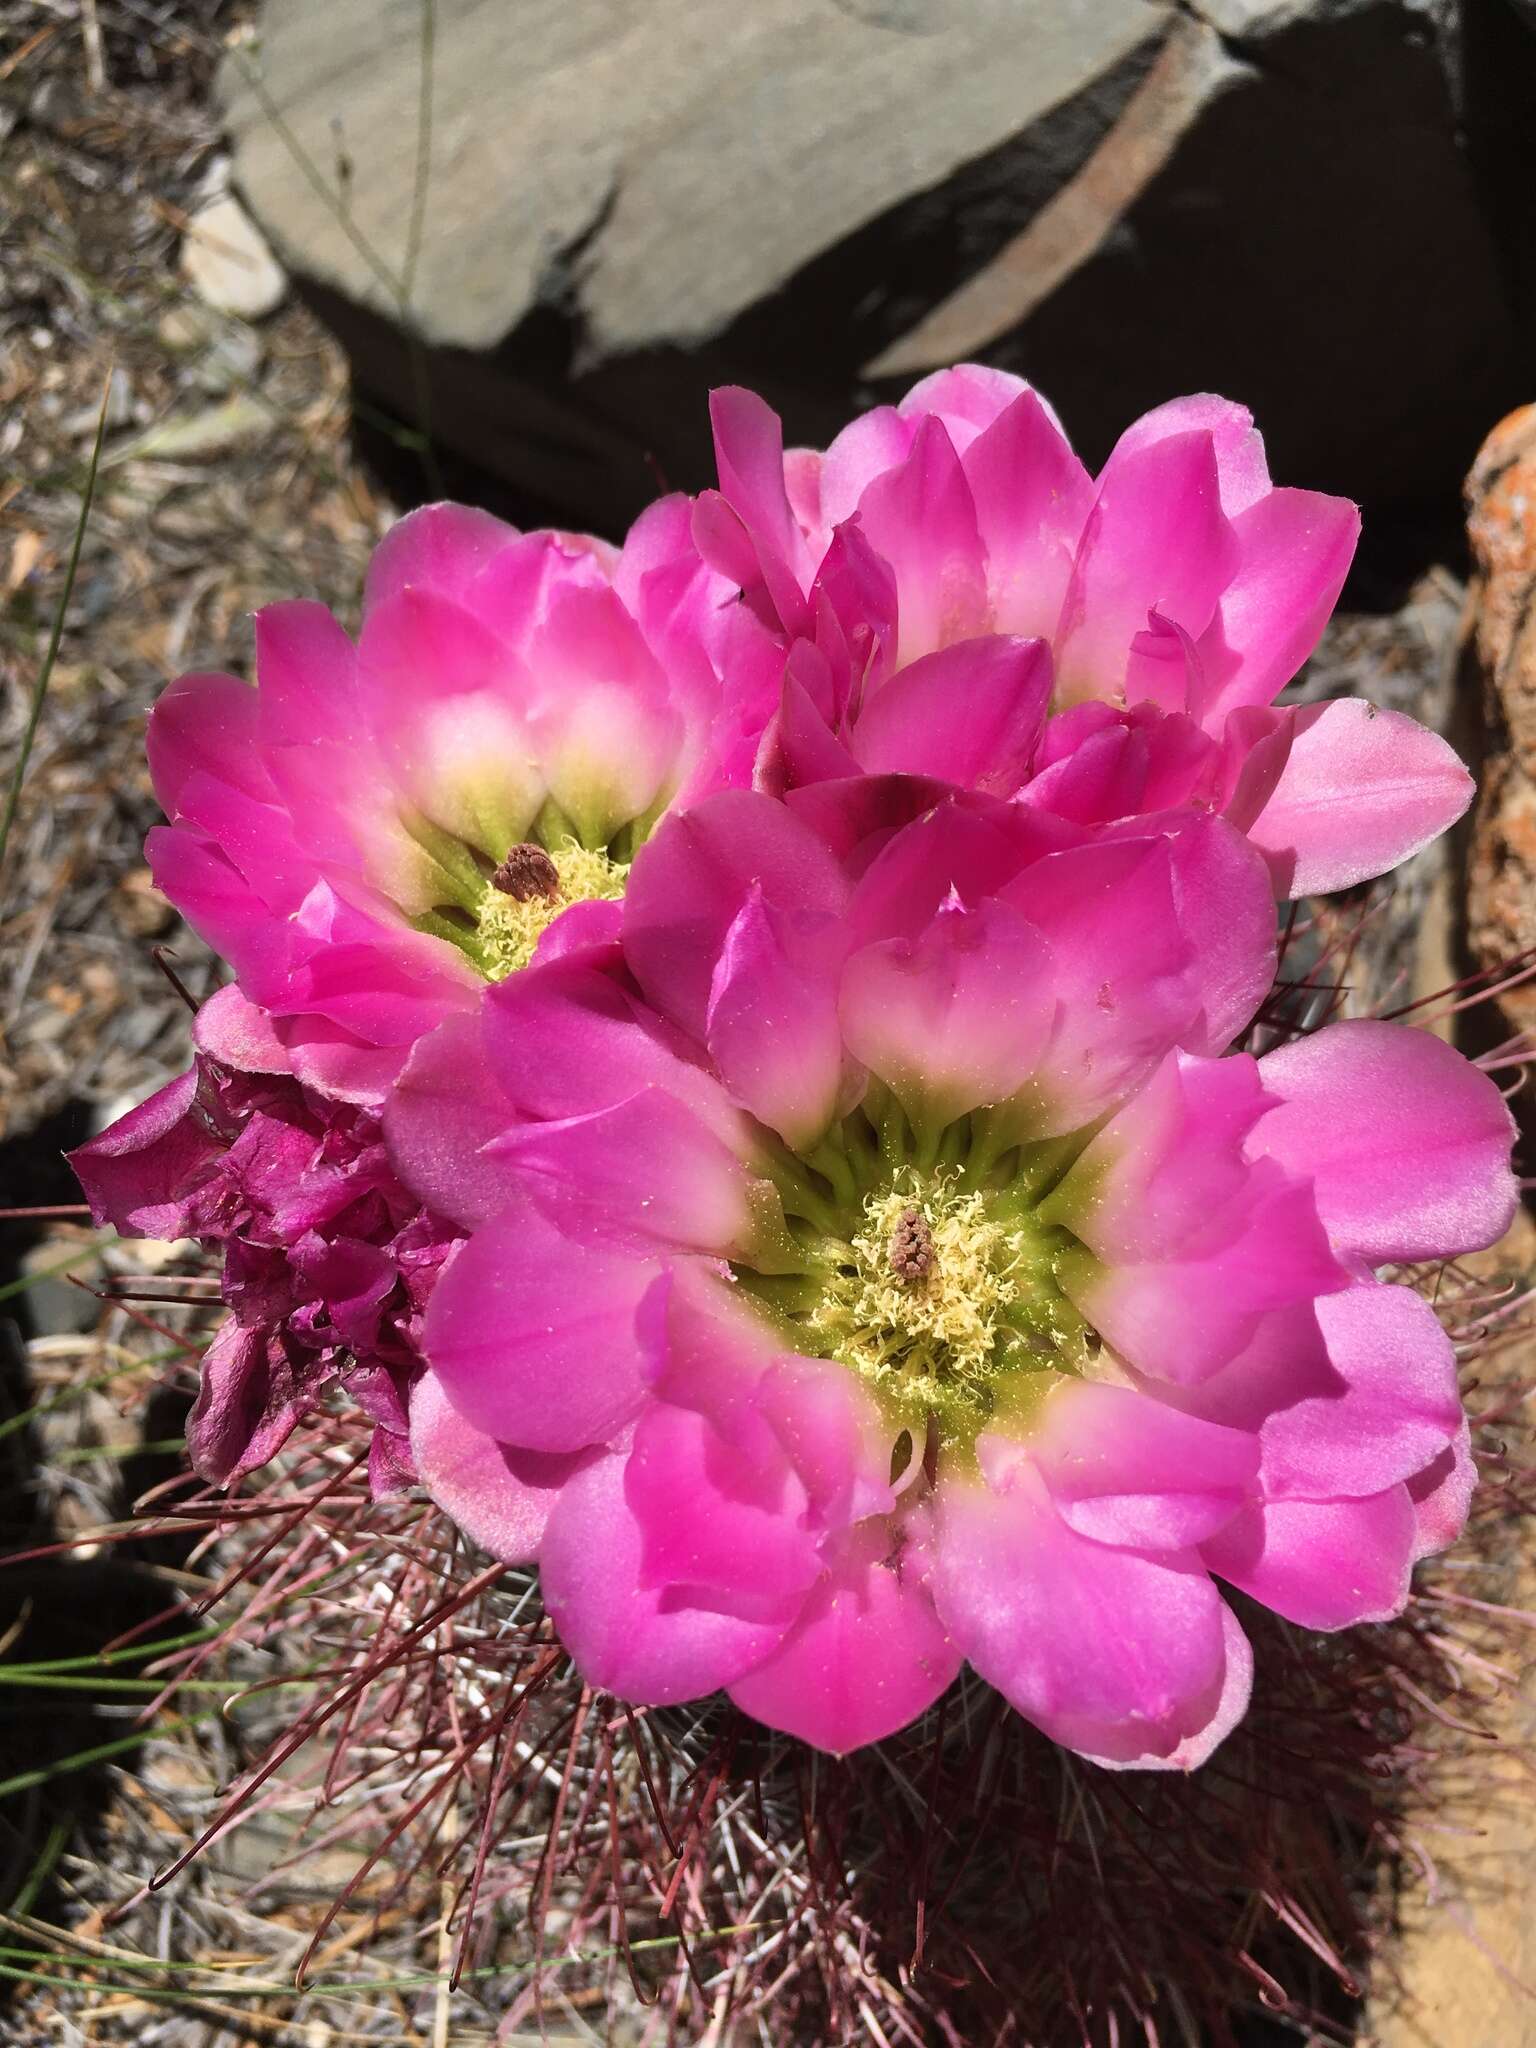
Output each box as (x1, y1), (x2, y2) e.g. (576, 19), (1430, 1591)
(9, 1819), (69, 1916)
(0, 375), (111, 874)
(0, 1627), (223, 1677)
(0, 1234), (110, 1307)
(0, 1352), (174, 1448)
(0, 1712), (214, 1800)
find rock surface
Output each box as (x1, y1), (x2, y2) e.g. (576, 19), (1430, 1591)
(1466, 404), (1536, 1038)
(220, 0), (1536, 534)
(180, 191), (287, 320)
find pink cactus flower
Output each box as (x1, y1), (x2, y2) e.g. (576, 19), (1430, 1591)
(698, 369), (1472, 897)
(70, 985), (460, 1493)
(143, 501), (780, 1099)
(137, 378), (1468, 1111)
(388, 790), (1516, 1764)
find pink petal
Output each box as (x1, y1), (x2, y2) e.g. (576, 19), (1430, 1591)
(358, 585), (515, 707)
(638, 1259), (782, 1427)
(1254, 1020), (1518, 1262)
(1022, 1382), (1257, 1550)
(1122, 609), (1204, 718)
(1055, 430), (1238, 707)
(962, 388), (1094, 641)
(710, 386), (807, 569)
(275, 1016), (415, 1103)
(818, 406), (917, 530)
(1166, 1285), (1465, 1504)
(490, 1087), (753, 1255)
(612, 491), (704, 615)
(1108, 395), (1271, 516)
(356, 588), (543, 856)
(840, 896), (1056, 1131)
(465, 528), (613, 652)
(855, 415), (989, 666)
(728, 1526), (961, 1753)
(846, 792), (1072, 950)
(759, 643), (861, 795)
(248, 601), (385, 880)
(1266, 1284), (1462, 1501)
(186, 1321), (304, 1485)
(706, 883), (846, 1148)
(68, 1070), (221, 1239)
(539, 1450), (788, 1704)
(782, 447), (823, 533)
(1243, 698), (1473, 895)
(1003, 820), (1273, 1129)
(480, 956), (731, 1137)
(930, 1465), (1245, 1768)
(1071, 1172), (1347, 1384)
(1154, 812), (1277, 1053)
(1198, 487), (1360, 717)
(368, 1428), (418, 1497)
(254, 600), (359, 753)
(1026, 706), (1218, 827)
(384, 1012), (516, 1231)
(1200, 1486), (1417, 1629)
(191, 984), (293, 1074)
(1405, 1420), (1476, 1562)
(755, 1354), (895, 1530)
(147, 670), (273, 815)
(850, 634), (1051, 794)
(410, 1369), (589, 1562)
(144, 826), (291, 1001)
(525, 581), (683, 842)
(806, 523), (899, 697)
(1051, 1052), (1271, 1262)
(422, 1204), (656, 1451)
(362, 501), (520, 612)
(690, 489), (764, 602)
(786, 770), (976, 864)
(530, 897), (626, 965)
(639, 1269), (894, 1560)
(626, 1401), (820, 1624)
(281, 884), (479, 1043)
(624, 789), (849, 1037)
(708, 386), (812, 634)
(899, 363), (1034, 445)
(1006, 833), (1200, 1129)
(1217, 702), (1295, 836)
(164, 771), (316, 907)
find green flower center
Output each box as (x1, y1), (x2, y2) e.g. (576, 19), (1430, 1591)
(408, 808), (629, 984)
(735, 1089), (1099, 1461)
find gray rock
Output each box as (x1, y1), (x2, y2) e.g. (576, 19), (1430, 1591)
(181, 191), (287, 320)
(17, 1238), (100, 1337)
(220, 0), (1536, 534)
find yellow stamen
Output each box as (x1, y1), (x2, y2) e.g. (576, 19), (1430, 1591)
(802, 1170), (1086, 1446)
(475, 843), (627, 979)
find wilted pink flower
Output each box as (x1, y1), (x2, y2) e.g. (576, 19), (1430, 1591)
(698, 368), (1472, 896)
(144, 500), (779, 1098)
(70, 985), (459, 1493)
(389, 790), (1516, 1763)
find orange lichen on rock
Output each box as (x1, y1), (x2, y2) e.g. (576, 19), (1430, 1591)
(1465, 404), (1536, 1030)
